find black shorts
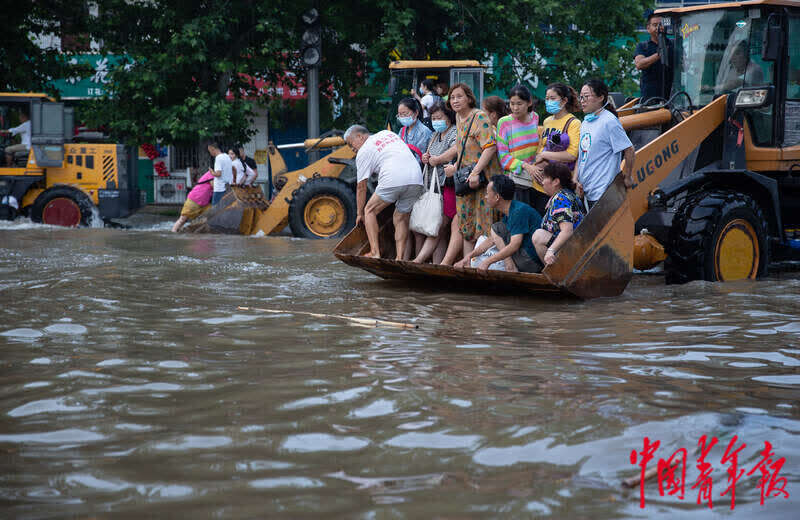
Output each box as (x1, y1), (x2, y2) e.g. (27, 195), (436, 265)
(491, 222), (543, 273)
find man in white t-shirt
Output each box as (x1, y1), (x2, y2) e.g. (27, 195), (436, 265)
(345, 125), (423, 260)
(2, 111), (31, 166)
(207, 142), (233, 204)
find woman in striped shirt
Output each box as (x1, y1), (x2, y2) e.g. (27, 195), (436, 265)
(495, 84), (548, 215)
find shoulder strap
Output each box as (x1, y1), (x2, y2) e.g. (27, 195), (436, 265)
(562, 116), (577, 133)
(400, 126), (407, 141)
(406, 143), (423, 160)
(456, 112), (478, 169)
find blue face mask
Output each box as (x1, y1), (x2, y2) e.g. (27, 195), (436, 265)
(545, 100), (562, 115)
(431, 120), (448, 132)
(397, 116), (415, 127)
(584, 100), (609, 122)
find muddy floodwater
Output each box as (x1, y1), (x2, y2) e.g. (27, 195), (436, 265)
(1, 217), (799, 519)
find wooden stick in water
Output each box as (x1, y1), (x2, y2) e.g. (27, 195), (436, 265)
(237, 306), (418, 330)
(622, 459), (679, 489)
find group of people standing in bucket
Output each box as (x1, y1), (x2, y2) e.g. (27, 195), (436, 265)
(171, 143), (259, 232)
(345, 77), (635, 273)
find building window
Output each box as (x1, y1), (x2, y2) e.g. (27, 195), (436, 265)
(171, 144), (204, 171)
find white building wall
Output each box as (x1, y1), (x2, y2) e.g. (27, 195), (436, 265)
(246, 107), (269, 186)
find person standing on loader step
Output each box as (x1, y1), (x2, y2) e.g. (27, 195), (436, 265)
(1, 110), (30, 166)
(345, 125), (424, 260)
(208, 142), (233, 205)
(634, 10), (673, 103)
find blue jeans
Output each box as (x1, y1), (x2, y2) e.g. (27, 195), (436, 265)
(212, 191), (225, 205)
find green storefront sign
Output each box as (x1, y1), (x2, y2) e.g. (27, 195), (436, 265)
(52, 54), (127, 99)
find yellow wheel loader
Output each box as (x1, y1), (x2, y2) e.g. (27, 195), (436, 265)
(187, 61), (487, 238)
(0, 93), (140, 226)
(335, 0), (800, 297)
(625, 0), (800, 284)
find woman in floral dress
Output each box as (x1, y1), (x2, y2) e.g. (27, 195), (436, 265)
(442, 83), (502, 263)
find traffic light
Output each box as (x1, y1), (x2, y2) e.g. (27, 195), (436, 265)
(301, 8), (321, 68)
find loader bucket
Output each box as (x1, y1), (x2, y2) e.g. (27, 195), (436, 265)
(183, 186), (270, 235)
(333, 174), (633, 299)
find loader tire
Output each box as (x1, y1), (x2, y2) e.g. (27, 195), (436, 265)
(665, 189), (768, 284)
(31, 186), (95, 227)
(288, 177), (356, 239)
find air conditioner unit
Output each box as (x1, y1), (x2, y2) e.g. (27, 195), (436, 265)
(153, 176), (187, 204)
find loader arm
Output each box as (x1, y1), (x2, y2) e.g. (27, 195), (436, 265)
(248, 144), (355, 235)
(623, 95), (726, 221)
(542, 95), (728, 298)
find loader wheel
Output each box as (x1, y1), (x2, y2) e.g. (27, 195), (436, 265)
(31, 186), (95, 227)
(665, 189), (768, 284)
(288, 177), (356, 239)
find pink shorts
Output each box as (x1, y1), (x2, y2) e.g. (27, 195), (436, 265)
(443, 184), (457, 219)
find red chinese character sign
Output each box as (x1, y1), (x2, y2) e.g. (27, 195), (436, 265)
(627, 436), (790, 510)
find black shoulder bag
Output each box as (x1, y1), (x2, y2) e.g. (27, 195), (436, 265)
(453, 113), (487, 196)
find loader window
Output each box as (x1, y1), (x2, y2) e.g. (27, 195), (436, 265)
(744, 17), (775, 146)
(787, 18), (800, 101)
(785, 17), (800, 147)
(673, 9), (771, 106)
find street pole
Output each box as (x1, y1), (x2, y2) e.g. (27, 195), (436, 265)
(307, 66), (320, 163)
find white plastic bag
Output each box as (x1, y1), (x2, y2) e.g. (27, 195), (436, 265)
(470, 235), (506, 270)
(410, 165), (442, 237)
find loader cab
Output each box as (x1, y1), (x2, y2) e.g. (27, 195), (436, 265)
(386, 60), (486, 131)
(0, 94), (73, 171)
(663, 1), (799, 150)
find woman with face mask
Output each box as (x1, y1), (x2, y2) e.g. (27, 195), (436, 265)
(414, 101), (459, 264)
(495, 84), (546, 214)
(535, 83), (581, 172)
(576, 79), (635, 211)
(397, 97), (432, 164)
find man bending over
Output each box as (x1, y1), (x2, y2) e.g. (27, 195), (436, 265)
(345, 125), (423, 260)
(455, 175), (542, 273)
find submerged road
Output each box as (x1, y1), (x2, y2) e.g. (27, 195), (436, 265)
(1, 218), (799, 518)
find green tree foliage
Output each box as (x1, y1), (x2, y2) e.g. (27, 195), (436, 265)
(1, 1), (91, 93)
(308, 0), (652, 130)
(79, 0), (652, 143)
(82, 0), (306, 145)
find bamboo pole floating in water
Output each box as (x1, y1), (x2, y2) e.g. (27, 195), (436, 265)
(237, 306), (418, 330)
(621, 459), (680, 489)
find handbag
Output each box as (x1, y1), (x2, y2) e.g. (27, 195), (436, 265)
(541, 116), (577, 171)
(453, 113), (488, 196)
(410, 164), (443, 237)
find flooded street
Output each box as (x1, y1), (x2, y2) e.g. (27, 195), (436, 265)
(2, 219), (799, 518)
